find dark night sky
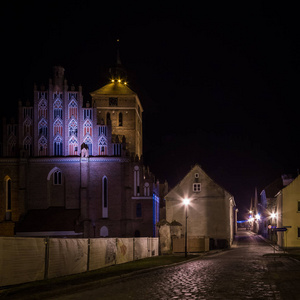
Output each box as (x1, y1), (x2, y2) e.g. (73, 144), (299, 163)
(1, 1), (300, 218)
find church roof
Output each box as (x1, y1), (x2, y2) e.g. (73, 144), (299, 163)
(90, 82), (136, 96)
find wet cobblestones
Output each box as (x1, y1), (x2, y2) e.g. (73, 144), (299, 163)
(54, 231), (300, 299)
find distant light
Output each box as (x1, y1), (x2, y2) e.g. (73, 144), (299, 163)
(255, 214), (260, 220)
(111, 79), (115, 83)
(271, 212), (277, 219)
(118, 79), (121, 83)
(183, 198), (190, 206)
(124, 82), (127, 85)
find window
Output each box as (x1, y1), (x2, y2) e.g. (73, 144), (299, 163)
(298, 201), (300, 212)
(134, 166), (140, 196)
(106, 113), (111, 125)
(53, 170), (62, 185)
(38, 118), (48, 137)
(298, 227), (300, 239)
(54, 136), (63, 156)
(68, 100), (78, 119)
(136, 203), (142, 218)
(6, 178), (12, 221)
(102, 176), (108, 218)
(53, 99), (63, 119)
(109, 97), (118, 106)
(193, 183), (201, 192)
(100, 226), (109, 237)
(69, 119), (78, 137)
(119, 113), (123, 126)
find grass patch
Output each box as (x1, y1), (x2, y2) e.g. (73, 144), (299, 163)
(0, 255), (197, 298)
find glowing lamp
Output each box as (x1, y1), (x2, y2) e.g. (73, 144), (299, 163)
(271, 212), (277, 219)
(255, 214), (260, 220)
(111, 79), (115, 83)
(183, 198), (190, 206)
(118, 79), (121, 83)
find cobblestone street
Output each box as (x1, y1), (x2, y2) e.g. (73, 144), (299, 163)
(53, 230), (300, 300)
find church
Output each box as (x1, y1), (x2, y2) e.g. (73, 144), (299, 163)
(0, 63), (160, 238)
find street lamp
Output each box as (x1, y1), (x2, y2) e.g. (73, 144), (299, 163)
(183, 198), (190, 257)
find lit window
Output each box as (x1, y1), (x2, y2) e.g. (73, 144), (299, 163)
(193, 183), (201, 192)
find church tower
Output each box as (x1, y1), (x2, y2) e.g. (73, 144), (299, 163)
(90, 47), (143, 158)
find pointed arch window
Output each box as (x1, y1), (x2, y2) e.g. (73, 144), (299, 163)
(53, 118), (63, 136)
(83, 135), (92, 156)
(38, 118), (48, 137)
(53, 136), (63, 156)
(38, 99), (48, 118)
(53, 99), (63, 119)
(83, 119), (92, 136)
(23, 136), (33, 156)
(53, 170), (62, 185)
(7, 135), (16, 157)
(38, 136), (48, 156)
(5, 177), (12, 220)
(68, 118), (78, 137)
(23, 117), (32, 136)
(102, 176), (108, 218)
(68, 136), (78, 155)
(134, 166), (140, 196)
(98, 136), (107, 156)
(68, 99), (78, 119)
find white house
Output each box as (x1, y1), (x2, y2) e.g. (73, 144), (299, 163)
(165, 164), (236, 248)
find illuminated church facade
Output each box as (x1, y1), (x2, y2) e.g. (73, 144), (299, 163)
(0, 65), (160, 238)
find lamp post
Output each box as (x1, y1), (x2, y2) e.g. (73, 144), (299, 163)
(183, 198), (190, 258)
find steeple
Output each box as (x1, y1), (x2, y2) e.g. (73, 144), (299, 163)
(109, 39), (127, 82)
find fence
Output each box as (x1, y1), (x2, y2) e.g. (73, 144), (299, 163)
(0, 237), (159, 287)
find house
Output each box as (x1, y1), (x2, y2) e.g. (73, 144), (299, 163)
(0, 64), (160, 238)
(276, 174), (300, 249)
(165, 164), (236, 248)
(259, 175), (294, 241)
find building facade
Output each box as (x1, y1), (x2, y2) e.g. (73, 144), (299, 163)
(276, 175), (300, 249)
(0, 66), (160, 238)
(165, 164), (236, 247)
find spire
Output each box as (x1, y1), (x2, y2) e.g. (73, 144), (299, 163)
(109, 39), (127, 82)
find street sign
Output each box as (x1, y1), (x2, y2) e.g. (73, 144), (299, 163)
(283, 226), (292, 228)
(274, 228), (287, 232)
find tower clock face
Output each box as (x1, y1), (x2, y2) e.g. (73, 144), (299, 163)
(109, 97), (118, 106)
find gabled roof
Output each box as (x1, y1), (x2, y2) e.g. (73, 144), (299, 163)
(90, 82), (136, 96)
(165, 164), (235, 204)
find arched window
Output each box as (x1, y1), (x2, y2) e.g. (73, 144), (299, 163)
(119, 112), (123, 126)
(23, 136), (32, 156)
(68, 99), (78, 119)
(38, 136), (47, 156)
(53, 170), (62, 185)
(68, 136), (78, 155)
(53, 99), (63, 119)
(38, 118), (48, 137)
(6, 177), (12, 220)
(100, 226), (109, 237)
(98, 136), (107, 156)
(134, 166), (140, 196)
(102, 176), (108, 218)
(68, 119), (78, 137)
(53, 136), (63, 156)
(38, 99), (48, 118)
(83, 119), (92, 136)
(83, 135), (92, 156)
(53, 118), (63, 136)
(144, 182), (150, 196)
